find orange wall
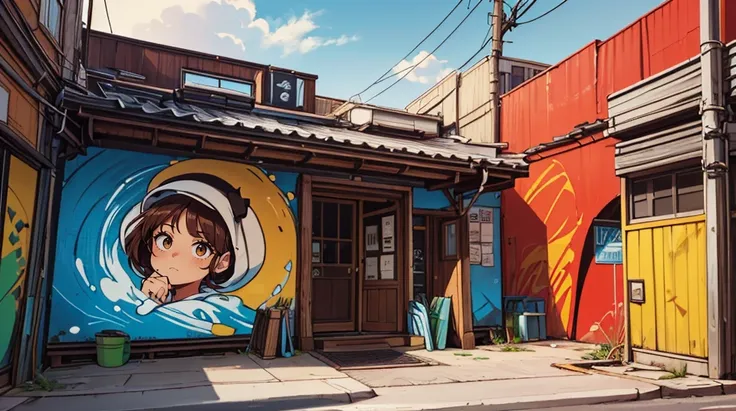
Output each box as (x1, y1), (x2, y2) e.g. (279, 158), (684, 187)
(501, 0), (700, 152)
(502, 138), (620, 341)
(499, 0), (703, 343)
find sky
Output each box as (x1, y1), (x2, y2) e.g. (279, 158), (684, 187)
(83, 0), (666, 108)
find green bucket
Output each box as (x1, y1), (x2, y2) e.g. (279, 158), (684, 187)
(95, 330), (130, 368)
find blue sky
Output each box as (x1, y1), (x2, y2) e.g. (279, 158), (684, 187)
(86, 0), (665, 108)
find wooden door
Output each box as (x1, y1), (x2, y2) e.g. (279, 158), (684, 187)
(361, 201), (400, 332)
(311, 199), (357, 333)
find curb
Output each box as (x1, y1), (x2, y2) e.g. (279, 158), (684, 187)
(341, 388), (646, 410)
(552, 362), (735, 400)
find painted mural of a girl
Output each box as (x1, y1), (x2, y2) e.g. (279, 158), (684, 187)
(121, 173), (266, 305)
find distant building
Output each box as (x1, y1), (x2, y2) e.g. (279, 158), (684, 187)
(405, 55), (549, 142)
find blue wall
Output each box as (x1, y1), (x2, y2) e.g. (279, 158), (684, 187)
(413, 189), (503, 328)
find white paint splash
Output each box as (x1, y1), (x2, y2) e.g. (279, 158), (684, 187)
(69, 326), (80, 335)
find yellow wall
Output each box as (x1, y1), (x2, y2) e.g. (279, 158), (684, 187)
(625, 215), (707, 358)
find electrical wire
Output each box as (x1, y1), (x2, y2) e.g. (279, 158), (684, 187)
(458, 32), (493, 72)
(351, 0), (464, 101)
(365, 0), (484, 104)
(515, 0), (568, 26)
(103, 0), (114, 33)
(479, 23), (492, 49)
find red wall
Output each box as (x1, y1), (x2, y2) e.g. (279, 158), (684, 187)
(500, 0), (701, 343)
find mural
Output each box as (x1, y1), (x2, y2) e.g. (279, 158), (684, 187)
(48, 148), (298, 342)
(503, 146), (622, 343)
(0, 156), (38, 368)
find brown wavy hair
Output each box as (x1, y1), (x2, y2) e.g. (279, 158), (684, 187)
(124, 194), (234, 287)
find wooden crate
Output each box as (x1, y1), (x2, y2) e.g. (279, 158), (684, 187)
(249, 308), (283, 360)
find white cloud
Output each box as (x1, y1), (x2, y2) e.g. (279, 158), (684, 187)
(83, 0), (358, 58)
(392, 51), (454, 84)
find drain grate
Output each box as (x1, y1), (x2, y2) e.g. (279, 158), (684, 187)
(315, 349), (432, 370)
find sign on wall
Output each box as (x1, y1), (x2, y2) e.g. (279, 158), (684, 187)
(270, 71), (298, 109)
(594, 226), (623, 265)
(469, 207), (494, 267)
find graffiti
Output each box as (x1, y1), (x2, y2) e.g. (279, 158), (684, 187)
(0, 156), (38, 367)
(48, 148), (297, 342)
(510, 160), (583, 336)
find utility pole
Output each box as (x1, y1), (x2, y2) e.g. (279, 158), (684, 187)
(488, 0), (504, 144)
(700, 0), (730, 379)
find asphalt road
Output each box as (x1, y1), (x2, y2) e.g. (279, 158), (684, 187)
(438, 395), (736, 411)
(543, 395), (736, 411)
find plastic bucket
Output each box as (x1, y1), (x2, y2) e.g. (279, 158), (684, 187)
(95, 330), (130, 368)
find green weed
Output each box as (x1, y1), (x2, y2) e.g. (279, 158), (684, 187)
(23, 374), (65, 392)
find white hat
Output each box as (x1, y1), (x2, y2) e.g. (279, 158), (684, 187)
(120, 174), (266, 292)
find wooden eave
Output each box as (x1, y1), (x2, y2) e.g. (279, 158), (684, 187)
(76, 107), (516, 190)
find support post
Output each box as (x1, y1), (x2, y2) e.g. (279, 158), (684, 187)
(488, 0), (504, 144)
(700, 0), (730, 379)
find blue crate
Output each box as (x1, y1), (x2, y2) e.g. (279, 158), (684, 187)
(518, 312), (547, 342)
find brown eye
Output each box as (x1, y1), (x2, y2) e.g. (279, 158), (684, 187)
(154, 233), (173, 250)
(192, 242), (212, 259)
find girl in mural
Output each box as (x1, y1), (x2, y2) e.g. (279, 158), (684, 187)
(121, 173), (266, 306)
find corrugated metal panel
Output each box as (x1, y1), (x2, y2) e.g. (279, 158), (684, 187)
(405, 73), (458, 127)
(501, 42), (599, 152)
(501, 0), (700, 152)
(458, 58), (491, 143)
(626, 218), (707, 358)
(606, 56), (701, 137)
(63, 84), (527, 170)
(614, 121), (701, 176)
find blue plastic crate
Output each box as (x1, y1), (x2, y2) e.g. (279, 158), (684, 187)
(518, 312), (547, 342)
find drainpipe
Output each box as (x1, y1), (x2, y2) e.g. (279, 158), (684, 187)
(700, 0), (730, 379)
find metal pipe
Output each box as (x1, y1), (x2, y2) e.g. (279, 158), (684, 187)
(700, 0), (730, 379)
(459, 169), (489, 217)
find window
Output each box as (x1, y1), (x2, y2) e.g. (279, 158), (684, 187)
(499, 72), (509, 95)
(0, 85), (8, 123)
(443, 221), (457, 259)
(182, 70), (254, 97)
(628, 168), (704, 222)
(511, 65), (525, 89)
(41, 0), (63, 41)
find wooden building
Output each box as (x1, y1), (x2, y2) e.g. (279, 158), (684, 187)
(0, 0), (85, 391)
(42, 30), (529, 365)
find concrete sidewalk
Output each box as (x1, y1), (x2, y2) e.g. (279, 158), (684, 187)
(2, 341), (733, 410)
(3, 353), (375, 411)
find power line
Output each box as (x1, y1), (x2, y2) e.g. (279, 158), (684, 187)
(351, 0), (464, 101)
(365, 0), (484, 104)
(515, 0), (568, 26)
(103, 0), (114, 33)
(458, 32), (493, 72)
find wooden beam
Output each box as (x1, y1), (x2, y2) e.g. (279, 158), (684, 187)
(82, 111), (478, 174)
(312, 176), (413, 192)
(442, 189), (459, 213)
(362, 204), (399, 219)
(458, 213), (475, 349)
(298, 175), (314, 351)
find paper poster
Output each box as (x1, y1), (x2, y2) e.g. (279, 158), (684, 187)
(470, 243), (482, 265)
(366, 225), (379, 251)
(365, 257), (378, 280)
(380, 254), (395, 280)
(469, 222), (481, 243)
(312, 242), (320, 263)
(481, 243), (494, 267)
(382, 215), (395, 252)
(469, 208), (480, 223)
(480, 208), (493, 223)
(481, 223), (493, 243)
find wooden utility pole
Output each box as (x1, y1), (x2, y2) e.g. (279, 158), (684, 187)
(489, 0), (504, 144)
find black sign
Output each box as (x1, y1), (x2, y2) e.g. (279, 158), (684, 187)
(270, 71), (298, 109)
